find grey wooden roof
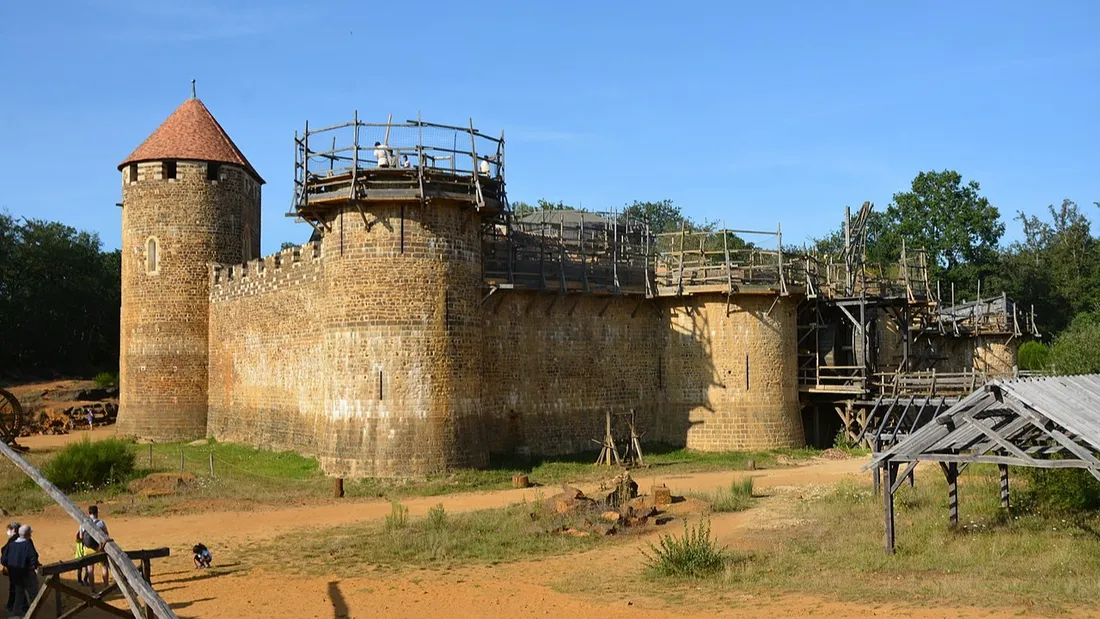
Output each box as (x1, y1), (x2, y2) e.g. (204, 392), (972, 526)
(865, 375), (1100, 480)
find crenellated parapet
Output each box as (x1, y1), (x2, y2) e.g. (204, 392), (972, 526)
(210, 241), (324, 302)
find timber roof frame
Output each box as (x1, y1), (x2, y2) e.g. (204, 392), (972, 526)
(866, 374), (1100, 480)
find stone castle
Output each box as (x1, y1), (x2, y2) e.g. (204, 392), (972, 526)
(116, 96), (1029, 477)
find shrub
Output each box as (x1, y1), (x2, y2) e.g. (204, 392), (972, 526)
(93, 372), (118, 389)
(43, 438), (135, 492)
(643, 519), (727, 578)
(1049, 316), (1100, 375)
(1017, 467), (1100, 514)
(1017, 341), (1050, 373)
(427, 503), (447, 529)
(833, 427), (857, 450)
(385, 501), (409, 531)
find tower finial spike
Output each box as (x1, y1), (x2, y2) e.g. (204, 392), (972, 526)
(191, 79), (197, 99)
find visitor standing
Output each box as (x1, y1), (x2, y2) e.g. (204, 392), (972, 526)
(1, 521), (21, 616)
(76, 505), (110, 586)
(2, 524), (39, 616)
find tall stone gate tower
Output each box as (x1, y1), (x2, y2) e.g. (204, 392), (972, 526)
(116, 96), (263, 440)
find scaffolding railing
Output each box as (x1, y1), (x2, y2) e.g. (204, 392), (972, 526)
(650, 226), (800, 295)
(292, 113), (506, 220)
(803, 246), (934, 301)
(482, 210), (651, 294)
(934, 292), (1039, 337)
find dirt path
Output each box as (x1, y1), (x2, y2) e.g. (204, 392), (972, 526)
(8, 435), (1085, 618)
(20, 457), (869, 563)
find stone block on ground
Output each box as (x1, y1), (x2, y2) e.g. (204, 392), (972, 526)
(653, 484), (672, 506)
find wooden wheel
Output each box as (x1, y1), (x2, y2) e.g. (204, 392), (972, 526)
(0, 388), (23, 444)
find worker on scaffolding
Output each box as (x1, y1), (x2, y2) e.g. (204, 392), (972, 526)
(479, 154), (496, 176)
(373, 142), (391, 168)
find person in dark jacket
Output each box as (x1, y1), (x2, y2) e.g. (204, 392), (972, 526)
(1, 521), (21, 615)
(2, 524), (40, 616)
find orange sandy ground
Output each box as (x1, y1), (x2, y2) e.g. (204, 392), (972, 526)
(2, 431), (1094, 619)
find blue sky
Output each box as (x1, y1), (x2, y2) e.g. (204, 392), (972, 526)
(1, 0), (1097, 254)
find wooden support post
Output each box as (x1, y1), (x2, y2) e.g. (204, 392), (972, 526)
(883, 462), (896, 554)
(179, 450), (184, 472)
(872, 437), (881, 495)
(208, 453), (214, 478)
(142, 558), (154, 619)
(25, 573), (54, 618)
(947, 462), (959, 527)
(56, 581), (63, 618)
(333, 478), (345, 498)
(148, 444), (153, 469)
(999, 464), (1010, 510)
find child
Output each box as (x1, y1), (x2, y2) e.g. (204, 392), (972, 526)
(74, 537), (88, 585)
(192, 543), (212, 569)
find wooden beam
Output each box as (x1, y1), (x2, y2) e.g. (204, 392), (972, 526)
(25, 573), (54, 619)
(947, 462), (959, 527)
(999, 464), (1010, 510)
(48, 580), (130, 619)
(890, 460), (920, 494)
(883, 462), (897, 554)
(911, 453), (1094, 468)
(41, 548), (170, 576)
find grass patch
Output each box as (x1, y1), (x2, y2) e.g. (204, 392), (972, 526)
(708, 467), (1100, 610)
(689, 477), (755, 513)
(347, 446), (816, 500)
(0, 436), (817, 517)
(246, 502), (604, 573)
(643, 519), (729, 578)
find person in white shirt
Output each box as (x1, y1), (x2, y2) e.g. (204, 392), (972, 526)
(373, 142), (391, 168)
(478, 158), (490, 175)
(400, 155), (412, 169)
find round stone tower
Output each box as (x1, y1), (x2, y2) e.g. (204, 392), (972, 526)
(116, 96), (263, 440)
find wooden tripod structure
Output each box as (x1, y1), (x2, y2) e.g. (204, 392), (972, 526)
(594, 410), (621, 466)
(620, 409), (645, 467)
(594, 410), (645, 467)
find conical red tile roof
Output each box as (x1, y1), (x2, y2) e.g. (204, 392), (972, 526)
(118, 98), (264, 183)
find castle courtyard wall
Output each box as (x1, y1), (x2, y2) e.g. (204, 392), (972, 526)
(207, 243), (326, 452)
(479, 293), (664, 456)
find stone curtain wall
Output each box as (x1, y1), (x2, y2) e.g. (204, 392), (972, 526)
(660, 294), (803, 451)
(207, 243), (326, 451)
(118, 161), (259, 440)
(479, 291), (804, 458)
(479, 293), (664, 456)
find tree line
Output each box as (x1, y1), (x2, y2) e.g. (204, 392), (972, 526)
(0, 211), (121, 380)
(3, 167), (1097, 380)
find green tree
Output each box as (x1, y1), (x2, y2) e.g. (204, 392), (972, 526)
(510, 199), (580, 219)
(0, 214), (120, 379)
(1048, 313), (1100, 375)
(879, 170), (1005, 297)
(991, 200), (1100, 335)
(622, 199), (686, 234)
